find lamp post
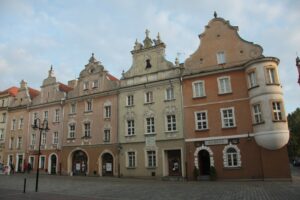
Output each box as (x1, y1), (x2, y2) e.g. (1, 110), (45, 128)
(32, 118), (49, 192)
(296, 56), (300, 85)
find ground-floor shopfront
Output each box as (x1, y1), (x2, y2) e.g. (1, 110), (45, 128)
(185, 137), (291, 180)
(60, 145), (118, 176)
(119, 139), (185, 178)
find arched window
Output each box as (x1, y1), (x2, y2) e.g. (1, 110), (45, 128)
(223, 144), (241, 168)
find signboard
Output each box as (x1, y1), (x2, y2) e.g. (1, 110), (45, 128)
(204, 139), (228, 146)
(145, 135), (156, 147)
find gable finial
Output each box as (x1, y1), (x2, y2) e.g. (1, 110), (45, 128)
(145, 29), (150, 38)
(214, 11), (217, 18)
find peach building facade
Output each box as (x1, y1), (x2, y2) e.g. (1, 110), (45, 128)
(183, 16), (290, 180)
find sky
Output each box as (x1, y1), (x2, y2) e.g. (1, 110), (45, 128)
(0, 0), (299, 114)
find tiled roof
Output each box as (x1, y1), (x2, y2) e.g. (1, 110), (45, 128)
(28, 88), (40, 99)
(0, 86), (19, 97)
(106, 74), (119, 81)
(58, 82), (73, 92)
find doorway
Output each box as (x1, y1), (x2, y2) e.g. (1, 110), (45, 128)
(17, 155), (23, 172)
(72, 150), (88, 176)
(102, 153), (113, 176)
(50, 154), (57, 174)
(198, 150), (210, 175)
(167, 150), (182, 176)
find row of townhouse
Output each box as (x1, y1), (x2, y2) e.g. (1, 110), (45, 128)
(0, 15), (291, 180)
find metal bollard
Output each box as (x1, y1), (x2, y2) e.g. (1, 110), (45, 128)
(23, 178), (26, 193)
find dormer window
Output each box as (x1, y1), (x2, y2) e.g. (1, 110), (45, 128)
(146, 59), (152, 69)
(216, 52), (226, 65)
(83, 81), (89, 90)
(92, 80), (99, 88)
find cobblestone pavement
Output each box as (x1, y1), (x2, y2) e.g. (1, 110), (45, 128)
(1, 166), (300, 200)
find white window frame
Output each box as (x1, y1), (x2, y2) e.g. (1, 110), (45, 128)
(147, 150), (157, 168)
(31, 133), (36, 146)
(32, 112), (38, 124)
(0, 128), (4, 140)
(247, 70), (257, 88)
(104, 105), (112, 119)
(68, 123), (76, 138)
(266, 67), (278, 84)
(11, 119), (16, 130)
(223, 144), (241, 168)
(54, 109), (60, 122)
(18, 118), (24, 129)
(220, 107), (236, 128)
(83, 81), (89, 90)
(2, 113), (6, 123)
(145, 117), (155, 134)
(86, 100), (92, 112)
(272, 101), (284, 121)
(16, 137), (22, 149)
(145, 91), (153, 103)
(70, 103), (76, 114)
(83, 122), (91, 137)
(103, 129), (110, 142)
(252, 104), (263, 124)
(44, 111), (48, 121)
(192, 80), (206, 98)
(39, 155), (46, 169)
(127, 151), (136, 168)
(92, 80), (99, 88)
(217, 76), (232, 94)
(127, 120), (135, 136)
(9, 137), (14, 149)
(29, 156), (35, 168)
(53, 131), (59, 144)
(195, 111), (208, 130)
(127, 95), (134, 106)
(41, 132), (46, 145)
(216, 51), (226, 64)
(166, 115), (176, 132)
(165, 87), (175, 100)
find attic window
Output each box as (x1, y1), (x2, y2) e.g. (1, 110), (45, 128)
(146, 59), (152, 69)
(89, 68), (95, 73)
(216, 52), (226, 65)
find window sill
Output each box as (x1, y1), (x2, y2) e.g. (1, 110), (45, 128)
(144, 102), (154, 105)
(192, 96), (206, 99)
(164, 130), (178, 134)
(248, 85), (259, 91)
(81, 136), (91, 139)
(222, 126), (237, 130)
(52, 121), (60, 124)
(272, 120), (287, 123)
(266, 83), (280, 86)
(252, 121), (265, 126)
(223, 166), (242, 170)
(146, 167), (157, 169)
(218, 92), (232, 96)
(69, 113), (76, 116)
(92, 87), (98, 89)
(195, 129), (209, 132)
(67, 137), (75, 140)
(104, 117), (111, 121)
(84, 111), (93, 114)
(125, 134), (136, 137)
(125, 105), (134, 108)
(103, 141), (111, 143)
(126, 167), (136, 169)
(144, 133), (156, 136)
(164, 99), (176, 102)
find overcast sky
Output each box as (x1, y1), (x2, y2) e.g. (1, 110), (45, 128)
(0, 0), (299, 113)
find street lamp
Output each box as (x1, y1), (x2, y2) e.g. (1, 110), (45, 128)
(32, 118), (50, 192)
(296, 56), (300, 85)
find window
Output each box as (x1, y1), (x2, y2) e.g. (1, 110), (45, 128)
(84, 122), (91, 137)
(147, 151), (156, 168)
(166, 87), (175, 100)
(70, 103), (76, 114)
(11, 119), (16, 130)
(0, 129), (3, 140)
(252, 104), (263, 124)
(166, 115), (176, 131)
(103, 129), (110, 142)
(69, 124), (75, 138)
(17, 137), (22, 149)
(195, 111), (208, 130)
(216, 52), (226, 64)
(223, 145), (241, 168)
(104, 106), (111, 118)
(127, 95), (134, 106)
(9, 137), (14, 149)
(18, 118), (24, 129)
(92, 80), (99, 88)
(146, 117), (155, 134)
(31, 133), (36, 146)
(193, 81), (206, 98)
(39, 156), (45, 169)
(2, 113), (6, 123)
(32, 112), (38, 124)
(83, 81), (89, 90)
(41, 132), (46, 145)
(1, 99), (4, 107)
(247, 71), (257, 88)
(54, 109), (60, 122)
(218, 76), (232, 94)
(29, 156), (35, 168)
(272, 101), (284, 121)
(127, 120), (135, 136)
(44, 111), (48, 120)
(127, 151), (136, 168)
(86, 100), (92, 112)
(53, 132), (58, 144)
(145, 91), (153, 103)
(221, 108), (236, 128)
(266, 67), (278, 84)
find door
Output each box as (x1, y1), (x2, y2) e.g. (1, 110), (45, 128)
(102, 153), (113, 176)
(72, 150), (88, 176)
(50, 154), (57, 174)
(17, 155), (23, 172)
(198, 150), (210, 175)
(167, 150), (182, 176)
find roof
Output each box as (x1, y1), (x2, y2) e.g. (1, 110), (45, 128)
(58, 82), (73, 92)
(0, 86), (19, 97)
(28, 88), (40, 99)
(106, 74), (119, 81)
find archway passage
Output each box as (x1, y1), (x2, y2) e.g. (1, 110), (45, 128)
(167, 150), (182, 176)
(198, 150), (210, 175)
(102, 153), (113, 176)
(50, 154), (57, 174)
(72, 150), (88, 176)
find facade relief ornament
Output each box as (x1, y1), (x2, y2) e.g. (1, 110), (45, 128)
(164, 105), (177, 115)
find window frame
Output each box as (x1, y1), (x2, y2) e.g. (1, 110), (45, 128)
(247, 69), (258, 88)
(145, 117), (155, 134)
(54, 109), (60, 122)
(271, 100), (285, 121)
(252, 103), (264, 124)
(127, 95), (134, 106)
(265, 66), (279, 85)
(217, 76), (232, 94)
(145, 91), (153, 104)
(194, 111), (209, 131)
(68, 123), (76, 139)
(127, 151), (136, 168)
(223, 144), (241, 168)
(220, 107), (236, 128)
(103, 129), (111, 142)
(83, 122), (91, 138)
(104, 105), (112, 119)
(147, 150), (157, 168)
(192, 80), (206, 98)
(53, 131), (59, 144)
(127, 120), (135, 136)
(165, 87), (175, 101)
(216, 51), (226, 64)
(166, 115), (177, 132)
